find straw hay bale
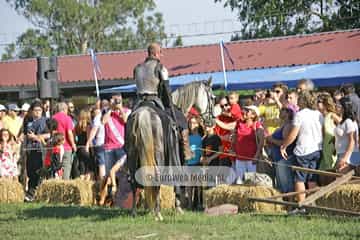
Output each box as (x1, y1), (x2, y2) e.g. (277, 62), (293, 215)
(317, 184), (360, 211)
(143, 185), (175, 209)
(205, 184), (284, 213)
(35, 179), (95, 206)
(0, 179), (24, 203)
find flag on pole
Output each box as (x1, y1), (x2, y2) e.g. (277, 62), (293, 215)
(220, 41), (235, 66)
(89, 48), (101, 99)
(219, 40), (235, 90)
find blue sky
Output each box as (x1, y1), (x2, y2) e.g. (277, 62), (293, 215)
(0, 0), (241, 55)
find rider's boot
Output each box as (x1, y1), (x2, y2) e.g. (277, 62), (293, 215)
(181, 129), (194, 161)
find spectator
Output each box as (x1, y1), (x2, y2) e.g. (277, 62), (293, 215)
(335, 98), (360, 173)
(286, 90), (299, 112)
(86, 106), (106, 180)
(19, 103), (30, 121)
(43, 132), (65, 179)
(187, 116), (203, 166)
(102, 95), (130, 176)
(266, 107), (296, 193)
(215, 96), (236, 167)
(280, 91), (323, 206)
(43, 100), (51, 118)
(296, 79), (314, 93)
(213, 95), (223, 118)
(217, 105), (264, 184)
(0, 105), (6, 130)
(259, 90), (281, 135)
(24, 101), (50, 201)
(52, 102), (77, 180)
(253, 90), (266, 106)
(340, 83), (360, 124)
(227, 91), (243, 121)
(0, 128), (18, 179)
(317, 95), (341, 171)
(185, 116), (203, 210)
(272, 82), (288, 109)
(75, 109), (94, 180)
(67, 101), (77, 125)
(201, 119), (222, 167)
(3, 103), (23, 140)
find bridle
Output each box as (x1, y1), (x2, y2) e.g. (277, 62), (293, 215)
(199, 83), (214, 121)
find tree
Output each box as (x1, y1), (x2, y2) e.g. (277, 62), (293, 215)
(172, 35), (183, 47)
(4, 0), (167, 60)
(215, 0), (360, 40)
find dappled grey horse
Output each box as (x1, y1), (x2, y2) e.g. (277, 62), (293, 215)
(126, 79), (214, 221)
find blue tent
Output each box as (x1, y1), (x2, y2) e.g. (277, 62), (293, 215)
(100, 61), (360, 94)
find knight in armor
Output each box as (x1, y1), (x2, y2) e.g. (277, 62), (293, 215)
(133, 43), (192, 160)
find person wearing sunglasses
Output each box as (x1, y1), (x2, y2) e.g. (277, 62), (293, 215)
(258, 83), (288, 135)
(214, 96), (236, 168)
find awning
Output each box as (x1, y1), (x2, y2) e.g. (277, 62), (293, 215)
(100, 61), (360, 94)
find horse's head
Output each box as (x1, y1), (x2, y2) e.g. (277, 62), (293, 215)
(195, 77), (215, 121)
(172, 77), (215, 121)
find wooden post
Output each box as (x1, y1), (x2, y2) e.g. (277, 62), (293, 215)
(299, 170), (354, 206)
(248, 197), (360, 216)
(266, 187), (321, 200)
(291, 166), (360, 180)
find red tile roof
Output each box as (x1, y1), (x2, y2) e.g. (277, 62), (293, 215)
(1, 29), (359, 87)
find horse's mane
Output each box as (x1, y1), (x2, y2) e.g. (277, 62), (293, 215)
(172, 81), (204, 114)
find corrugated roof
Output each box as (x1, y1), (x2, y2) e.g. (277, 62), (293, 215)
(0, 29), (359, 87)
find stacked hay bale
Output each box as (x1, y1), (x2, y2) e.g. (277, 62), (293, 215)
(317, 184), (360, 212)
(35, 179), (95, 206)
(0, 179), (24, 203)
(205, 184), (284, 213)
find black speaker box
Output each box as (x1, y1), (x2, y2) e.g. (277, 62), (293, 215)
(37, 56), (59, 99)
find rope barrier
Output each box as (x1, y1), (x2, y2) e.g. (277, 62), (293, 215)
(7, 142), (360, 180)
(196, 147), (360, 180)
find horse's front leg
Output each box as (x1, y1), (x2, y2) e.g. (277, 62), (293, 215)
(175, 187), (184, 214)
(154, 186), (163, 221)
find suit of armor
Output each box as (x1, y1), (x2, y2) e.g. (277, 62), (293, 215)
(134, 57), (171, 111)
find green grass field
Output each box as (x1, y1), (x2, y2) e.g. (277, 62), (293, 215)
(0, 203), (359, 240)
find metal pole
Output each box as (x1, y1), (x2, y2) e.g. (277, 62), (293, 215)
(219, 41), (228, 90)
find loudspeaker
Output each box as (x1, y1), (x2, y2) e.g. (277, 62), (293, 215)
(37, 56), (59, 99)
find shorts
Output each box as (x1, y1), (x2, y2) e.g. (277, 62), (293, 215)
(105, 147), (126, 175)
(94, 146), (106, 166)
(294, 151), (321, 183)
(337, 151), (360, 167)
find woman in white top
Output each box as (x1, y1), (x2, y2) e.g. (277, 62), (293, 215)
(335, 98), (360, 173)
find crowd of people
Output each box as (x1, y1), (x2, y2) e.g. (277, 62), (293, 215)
(0, 79), (359, 209)
(1, 45), (359, 211)
(0, 95), (130, 202)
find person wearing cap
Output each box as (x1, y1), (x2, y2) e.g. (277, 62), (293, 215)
(19, 103), (30, 120)
(216, 105), (264, 184)
(3, 103), (23, 140)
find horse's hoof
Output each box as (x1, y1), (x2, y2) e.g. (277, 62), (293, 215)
(155, 212), (163, 221)
(176, 207), (184, 215)
(131, 211), (137, 218)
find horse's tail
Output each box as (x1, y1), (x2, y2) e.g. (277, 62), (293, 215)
(133, 109), (156, 168)
(131, 108), (158, 209)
